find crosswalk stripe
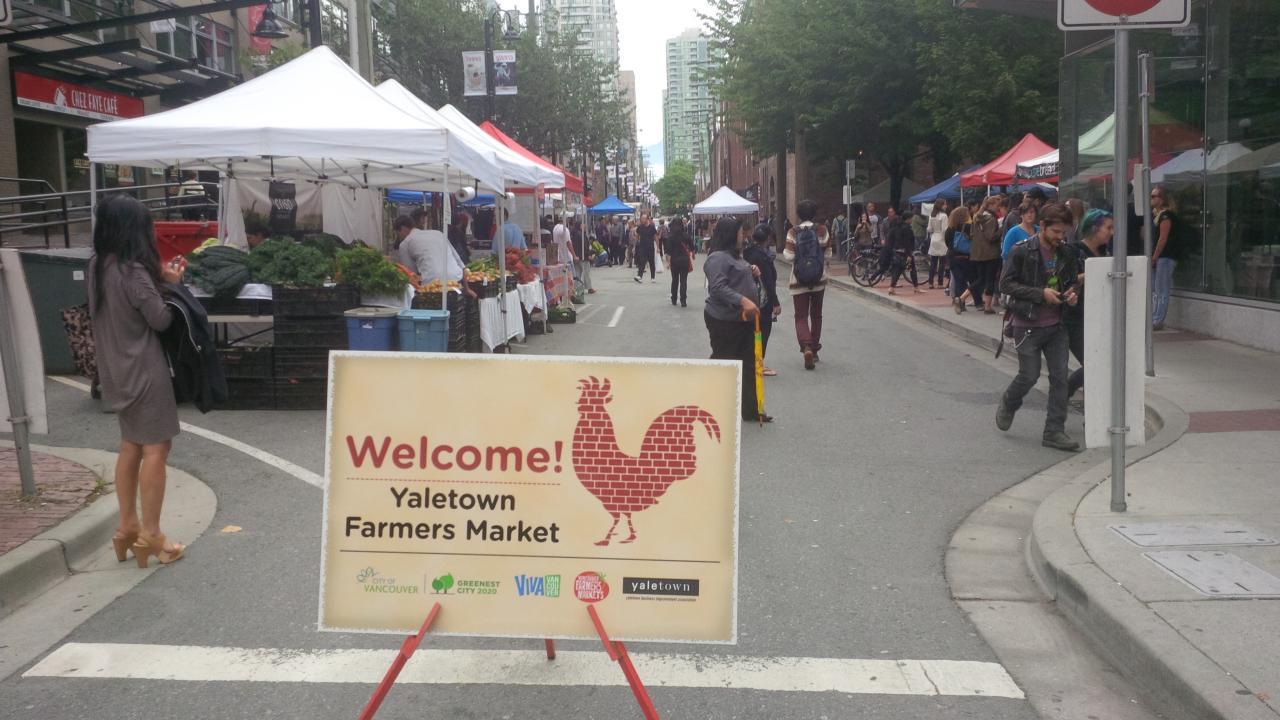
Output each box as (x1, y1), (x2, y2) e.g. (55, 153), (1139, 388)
(24, 643), (1024, 699)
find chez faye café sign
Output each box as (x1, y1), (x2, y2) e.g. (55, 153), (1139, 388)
(14, 72), (144, 122)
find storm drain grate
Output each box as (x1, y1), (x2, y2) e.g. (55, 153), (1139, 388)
(1111, 522), (1277, 547)
(1145, 551), (1280, 598)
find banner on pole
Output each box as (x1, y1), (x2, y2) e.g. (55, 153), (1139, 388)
(320, 354), (741, 643)
(462, 51), (487, 97)
(493, 50), (517, 96)
(1058, 0), (1189, 31)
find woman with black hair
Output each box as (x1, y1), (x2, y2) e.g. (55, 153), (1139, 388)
(663, 218), (696, 306)
(87, 195), (188, 568)
(744, 223), (782, 376)
(704, 217), (771, 423)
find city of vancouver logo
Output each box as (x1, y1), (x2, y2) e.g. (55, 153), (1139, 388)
(356, 567), (418, 594)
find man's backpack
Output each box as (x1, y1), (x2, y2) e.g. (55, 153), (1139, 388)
(793, 224), (825, 287)
(952, 228), (972, 255)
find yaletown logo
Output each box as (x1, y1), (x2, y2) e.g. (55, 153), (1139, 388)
(355, 567), (419, 594)
(622, 577), (700, 597)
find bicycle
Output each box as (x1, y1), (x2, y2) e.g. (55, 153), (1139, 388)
(847, 246), (880, 286)
(853, 248), (926, 289)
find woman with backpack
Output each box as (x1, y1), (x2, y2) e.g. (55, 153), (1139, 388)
(87, 196), (188, 569)
(946, 206), (973, 314)
(782, 198), (830, 370)
(927, 201), (950, 289)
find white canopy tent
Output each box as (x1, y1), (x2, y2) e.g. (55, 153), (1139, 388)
(692, 186), (759, 215)
(87, 46), (506, 194)
(375, 80), (561, 191)
(1151, 142), (1252, 185)
(1016, 149), (1060, 181)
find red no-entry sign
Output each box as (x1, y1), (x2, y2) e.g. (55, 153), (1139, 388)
(1060, 0), (1189, 30)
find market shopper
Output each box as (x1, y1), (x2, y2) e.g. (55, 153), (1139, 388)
(87, 195), (188, 568)
(704, 216), (770, 423)
(744, 222), (782, 376)
(996, 202), (1081, 452)
(1149, 185), (1180, 329)
(664, 217), (696, 306)
(968, 196), (1003, 313)
(946, 206), (973, 313)
(634, 212), (659, 282)
(927, 201), (949, 289)
(1065, 209), (1113, 401)
(782, 199), (830, 370)
(448, 210), (471, 264)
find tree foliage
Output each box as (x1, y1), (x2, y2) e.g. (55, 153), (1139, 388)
(377, 0), (632, 174)
(652, 159), (696, 214)
(703, 0), (1061, 205)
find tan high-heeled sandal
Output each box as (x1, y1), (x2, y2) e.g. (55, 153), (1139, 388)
(111, 529), (139, 563)
(133, 533), (185, 568)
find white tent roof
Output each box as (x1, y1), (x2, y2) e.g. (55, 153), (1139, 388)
(1151, 142), (1252, 184)
(692, 186), (759, 215)
(1017, 149), (1059, 171)
(87, 46), (505, 192)
(1214, 141), (1280, 178)
(434, 103), (565, 190)
(376, 80), (562, 190)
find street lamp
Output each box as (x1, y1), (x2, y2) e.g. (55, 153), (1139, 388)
(484, 9), (522, 121)
(253, 0), (324, 48)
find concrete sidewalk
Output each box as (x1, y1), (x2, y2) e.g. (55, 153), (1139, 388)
(820, 263), (1280, 719)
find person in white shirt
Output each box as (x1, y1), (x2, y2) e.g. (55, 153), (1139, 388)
(553, 215), (587, 293)
(394, 215), (467, 290)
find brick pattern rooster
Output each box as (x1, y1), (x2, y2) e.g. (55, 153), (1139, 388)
(572, 376), (722, 546)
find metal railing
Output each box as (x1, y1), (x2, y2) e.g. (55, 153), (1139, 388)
(0, 180), (219, 249)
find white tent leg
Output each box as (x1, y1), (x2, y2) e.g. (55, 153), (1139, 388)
(88, 162), (97, 234)
(441, 168), (450, 313)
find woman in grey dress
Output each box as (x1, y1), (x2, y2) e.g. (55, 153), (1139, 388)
(87, 196), (187, 568)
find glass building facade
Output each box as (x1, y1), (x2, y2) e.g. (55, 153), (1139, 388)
(1059, 0), (1280, 305)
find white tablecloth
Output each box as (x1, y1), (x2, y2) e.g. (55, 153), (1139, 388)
(517, 279), (546, 313)
(479, 290), (525, 351)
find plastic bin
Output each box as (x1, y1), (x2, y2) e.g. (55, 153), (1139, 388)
(18, 248), (93, 375)
(397, 309), (450, 352)
(344, 307), (399, 351)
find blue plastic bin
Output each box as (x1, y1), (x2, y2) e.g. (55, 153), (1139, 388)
(344, 307), (400, 350)
(397, 309), (450, 352)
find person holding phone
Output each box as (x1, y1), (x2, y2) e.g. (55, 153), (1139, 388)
(995, 203), (1081, 452)
(87, 195), (189, 567)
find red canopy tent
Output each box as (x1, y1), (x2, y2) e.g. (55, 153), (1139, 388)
(960, 133), (1055, 188)
(479, 121), (584, 195)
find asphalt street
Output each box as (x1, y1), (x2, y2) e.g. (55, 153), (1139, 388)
(3, 259), (1086, 719)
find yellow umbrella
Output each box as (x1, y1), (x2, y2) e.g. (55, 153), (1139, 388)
(752, 313), (765, 426)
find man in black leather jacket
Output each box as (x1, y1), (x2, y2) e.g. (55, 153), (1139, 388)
(996, 203), (1081, 452)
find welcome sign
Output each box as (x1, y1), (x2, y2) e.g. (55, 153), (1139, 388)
(319, 353), (740, 643)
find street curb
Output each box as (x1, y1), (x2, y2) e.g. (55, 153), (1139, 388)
(0, 445), (125, 619)
(1027, 394), (1278, 720)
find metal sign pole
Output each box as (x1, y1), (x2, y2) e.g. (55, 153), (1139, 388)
(0, 256), (36, 497)
(1139, 51), (1155, 377)
(1110, 28), (1131, 513)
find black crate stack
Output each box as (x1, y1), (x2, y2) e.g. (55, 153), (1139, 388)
(271, 285), (359, 410)
(218, 346), (275, 410)
(412, 292), (475, 352)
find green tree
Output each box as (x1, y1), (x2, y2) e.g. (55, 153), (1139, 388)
(377, 0), (486, 107)
(652, 160), (696, 214)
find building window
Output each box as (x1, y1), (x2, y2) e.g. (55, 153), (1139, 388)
(321, 0), (351, 60)
(155, 16), (235, 73)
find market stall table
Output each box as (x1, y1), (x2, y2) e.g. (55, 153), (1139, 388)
(478, 290), (525, 351)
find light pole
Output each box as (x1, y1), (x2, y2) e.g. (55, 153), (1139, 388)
(484, 9), (521, 121)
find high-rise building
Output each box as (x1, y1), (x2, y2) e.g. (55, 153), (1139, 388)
(662, 28), (716, 181)
(617, 69), (640, 193)
(541, 0), (619, 70)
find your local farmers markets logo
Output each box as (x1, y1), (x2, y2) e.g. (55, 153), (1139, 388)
(356, 567), (418, 594)
(573, 571), (609, 603)
(514, 574), (560, 597)
(430, 572), (500, 596)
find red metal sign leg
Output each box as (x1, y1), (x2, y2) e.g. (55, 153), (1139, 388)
(544, 639), (557, 660)
(358, 603), (441, 720)
(586, 605), (660, 719)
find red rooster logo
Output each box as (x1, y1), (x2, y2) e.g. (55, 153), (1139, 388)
(572, 377), (722, 546)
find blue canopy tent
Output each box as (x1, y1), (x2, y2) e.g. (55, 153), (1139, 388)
(587, 195), (636, 215)
(908, 166), (979, 204)
(386, 189), (494, 207)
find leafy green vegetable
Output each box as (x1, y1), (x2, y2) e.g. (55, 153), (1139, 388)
(335, 245), (409, 297)
(185, 245), (251, 297)
(301, 232), (346, 258)
(247, 238), (333, 287)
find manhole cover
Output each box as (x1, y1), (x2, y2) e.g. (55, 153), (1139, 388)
(1145, 551), (1280, 598)
(1111, 522), (1277, 547)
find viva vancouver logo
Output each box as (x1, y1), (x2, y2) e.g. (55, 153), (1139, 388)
(356, 567), (419, 594)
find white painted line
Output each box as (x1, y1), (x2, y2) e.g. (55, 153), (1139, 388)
(48, 376), (323, 489)
(24, 643), (1024, 699)
(607, 307), (625, 328)
(575, 304), (605, 323)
